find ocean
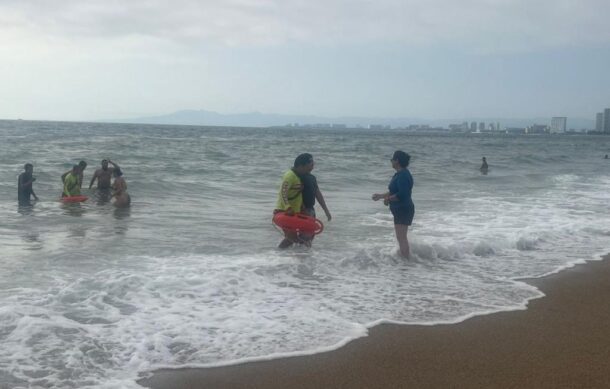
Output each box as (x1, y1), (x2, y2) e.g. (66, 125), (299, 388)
(1, 120), (609, 388)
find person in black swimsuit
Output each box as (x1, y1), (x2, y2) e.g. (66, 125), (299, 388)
(372, 150), (414, 258)
(297, 154), (331, 245)
(18, 163), (38, 205)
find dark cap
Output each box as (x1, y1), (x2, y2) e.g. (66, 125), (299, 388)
(294, 153), (313, 168)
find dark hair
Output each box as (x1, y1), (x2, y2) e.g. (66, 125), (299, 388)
(392, 150), (410, 168)
(294, 153), (313, 168)
(24, 163), (33, 170)
(79, 160), (87, 168)
(73, 164), (80, 171)
(114, 168), (123, 177)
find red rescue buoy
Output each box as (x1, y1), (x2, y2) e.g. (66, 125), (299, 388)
(272, 212), (324, 235)
(61, 195), (89, 203)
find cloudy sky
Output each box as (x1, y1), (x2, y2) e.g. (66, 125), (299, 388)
(1, 0), (609, 121)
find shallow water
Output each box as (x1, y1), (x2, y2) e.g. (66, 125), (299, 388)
(1, 120), (609, 388)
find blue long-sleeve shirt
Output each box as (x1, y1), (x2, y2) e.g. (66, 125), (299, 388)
(388, 169), (414, 210)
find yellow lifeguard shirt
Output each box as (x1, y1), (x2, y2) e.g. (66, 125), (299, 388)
(276, 169), (303, 212)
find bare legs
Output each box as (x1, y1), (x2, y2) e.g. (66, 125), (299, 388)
(394, 224), (410, 258)
(279, 230), (298, 248)
(278, 230), (312, 249)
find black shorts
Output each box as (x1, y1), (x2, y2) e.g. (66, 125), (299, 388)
(391, 206), (414, 226)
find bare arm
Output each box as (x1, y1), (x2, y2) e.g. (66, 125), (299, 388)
(281, 181), (294, 214)
(108, 160), (120, 172)
(372, 191), (390, 201)
(315, 188), (331, 221)
(89, 171), (98, 189)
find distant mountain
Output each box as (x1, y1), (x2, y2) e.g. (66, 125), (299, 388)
(111, 109), (425, 128)
(111, 109), (595, 130)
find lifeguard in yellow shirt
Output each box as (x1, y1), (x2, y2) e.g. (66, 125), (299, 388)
(62, 165), (82, 197)
(275, 153), (314, 248)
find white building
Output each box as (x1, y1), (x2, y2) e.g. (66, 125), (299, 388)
(596, 113), (603, 132)
(550, 117), (567, 133)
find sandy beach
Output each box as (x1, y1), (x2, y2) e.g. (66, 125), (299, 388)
(139, 255), (610, 389)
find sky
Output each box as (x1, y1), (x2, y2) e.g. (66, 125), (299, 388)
(1, 0), (609, 121)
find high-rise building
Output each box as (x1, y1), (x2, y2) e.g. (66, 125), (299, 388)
(550, 117), (567, 133)
(604, 108), (610, 133)
(596, 113), (604, 132)
(470, 122), (477, 132)
(496, 122), (501, 132)
(479, 122), (485, 131)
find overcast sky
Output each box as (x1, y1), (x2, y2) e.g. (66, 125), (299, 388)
(1, 0), (609, 121)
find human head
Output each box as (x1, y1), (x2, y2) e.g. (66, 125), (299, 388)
(391, 150), (410, 168)
(72, 164), (81, 173)
(113, 168), (123, 177)
(293, 153), (314, 174)
(482, 157), (487, 161)
(101, 159), (109, 170)
(24, 163), (33, 173)
(79, 160), (87, 170)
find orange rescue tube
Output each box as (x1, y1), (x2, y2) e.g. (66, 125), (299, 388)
(272, 212), (324, 235)
(61, 195), (89, 203)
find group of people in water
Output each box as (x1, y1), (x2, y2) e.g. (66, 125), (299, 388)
(17, 151), (497, 258)
(17, 159), (131, 208)
(275, 151), (415, 258)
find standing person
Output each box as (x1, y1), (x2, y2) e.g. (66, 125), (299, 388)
(480, 156), (489, 174)
(62, 165), (82, 197)
(297, 154), (332, 245)
(61, 160), (87, 188)
(18, 163), (39, 205)
(111, 168), (131, 208)
(274, 154), (311, 249)
(89, 159), (120, 190)
(299, 154), (332, 221)
(372, 150), (415, 259)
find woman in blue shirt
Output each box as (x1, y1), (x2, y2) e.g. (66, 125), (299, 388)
(372, 150), (414, 258)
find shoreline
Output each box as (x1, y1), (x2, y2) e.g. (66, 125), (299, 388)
(139, 255), (610, 388)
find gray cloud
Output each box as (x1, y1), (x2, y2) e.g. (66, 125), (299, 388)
(1, 0), (609, 50)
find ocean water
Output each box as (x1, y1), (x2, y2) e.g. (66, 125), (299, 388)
(1, 120), (609, 388)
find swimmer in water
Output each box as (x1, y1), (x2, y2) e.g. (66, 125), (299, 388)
(111, 168), (131, 208)
(480, 156), (489, 174)
(89, 159), (120, 190)
(18, 163), (38, 205)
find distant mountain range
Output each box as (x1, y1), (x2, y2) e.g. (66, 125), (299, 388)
(111, 109), (595, 130)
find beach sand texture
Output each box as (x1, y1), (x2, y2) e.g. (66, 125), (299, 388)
(140, 255), (610, 389)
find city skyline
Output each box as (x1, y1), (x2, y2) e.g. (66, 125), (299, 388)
(1, 0), (610, 122)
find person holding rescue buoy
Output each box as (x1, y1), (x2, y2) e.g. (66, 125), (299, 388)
(62, 165), (82, 198)
(296, 154), (331, 245)
(274, 153), (313, 249)
(372, 150), (414, 259)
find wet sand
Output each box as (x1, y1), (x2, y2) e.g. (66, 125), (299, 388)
(139, 255), (610, 389)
